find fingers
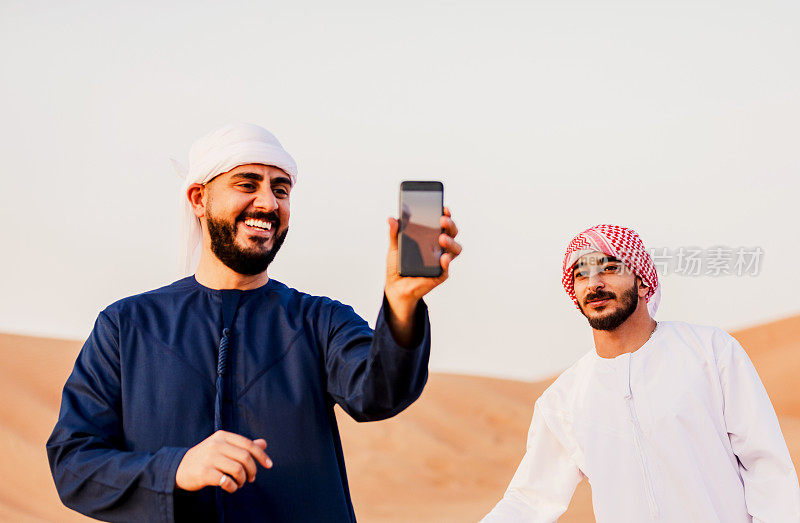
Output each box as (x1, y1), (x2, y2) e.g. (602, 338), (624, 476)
(440, 214), (458, 239)
(439, 207), (460, 270)
(218, 431), (254, 448)
(215, 456), (248, 489)
(439, 232), (462, 275)
(439, 233), (462, 256)
(387, 217), (399, 251)
(221, 431), (272, 469)
(178, 432), (274, 493)
(221, 445), (258, 483)
(218, 473), (238, 494)
(440, 252), (455, 273)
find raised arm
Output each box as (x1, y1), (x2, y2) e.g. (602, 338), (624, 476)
(324, 206), (460, 421)
(323, 297), (431, 422)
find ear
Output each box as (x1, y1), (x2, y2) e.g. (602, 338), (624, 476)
(186, 183), (207, 219)
(637, 276), (650, 299)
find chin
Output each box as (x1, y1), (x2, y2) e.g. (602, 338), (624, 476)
(582, 304), (618, 321)
(592, 303), (617, 313)
(238, 235), (270, 248)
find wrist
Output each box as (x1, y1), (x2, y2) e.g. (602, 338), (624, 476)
(384, 289), (418, 322)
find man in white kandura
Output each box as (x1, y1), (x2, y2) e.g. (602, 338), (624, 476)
(482, 224), (800, 522)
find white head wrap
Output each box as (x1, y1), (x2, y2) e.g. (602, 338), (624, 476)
(171, 123), (298, 276)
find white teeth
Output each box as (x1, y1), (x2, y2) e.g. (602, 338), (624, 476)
(244, 218), (273, 231)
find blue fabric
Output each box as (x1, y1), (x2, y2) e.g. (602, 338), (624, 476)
(47, 276), (431, 522)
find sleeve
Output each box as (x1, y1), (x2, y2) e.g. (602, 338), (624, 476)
(46, 311), (189, 523)
(323, 294), (431, 422)
(716, 332), (800, 522)
(481, 403), (583, 523)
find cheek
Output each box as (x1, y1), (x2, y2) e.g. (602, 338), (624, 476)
(280, 201), (290, 223)
(617, 274), (638, 290)
(207, 190), (240, 217)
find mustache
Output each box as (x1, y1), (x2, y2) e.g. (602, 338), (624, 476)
(238, 211), (280, 227)
(584, 290), (616, 303)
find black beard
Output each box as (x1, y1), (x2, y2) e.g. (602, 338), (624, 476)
(206, 210), (288, 276)
(578, 280), (639, 331)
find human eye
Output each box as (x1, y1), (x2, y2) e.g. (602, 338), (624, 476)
(238, 182), (257, 191)
(273, 186), (290, 198)
(604, 264), (620, 273)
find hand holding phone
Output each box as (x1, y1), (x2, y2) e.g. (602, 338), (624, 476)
(383, 188), (461, 346)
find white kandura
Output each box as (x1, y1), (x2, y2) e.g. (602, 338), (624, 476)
(482, 321), (800, 522)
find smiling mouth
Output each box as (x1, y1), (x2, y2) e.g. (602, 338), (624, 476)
(243, 218), (272, 231)
(241, 218), (275, 238)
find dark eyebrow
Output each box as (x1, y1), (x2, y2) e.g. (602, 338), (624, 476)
(573, 256), (621, 273)
(271, 176), (292, 187)
(231, 172), (264, 182)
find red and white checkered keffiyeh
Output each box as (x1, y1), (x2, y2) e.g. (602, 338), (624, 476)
(562, 224), (661, 316)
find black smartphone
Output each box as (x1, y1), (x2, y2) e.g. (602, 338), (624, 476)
(398, 181), (444, 277)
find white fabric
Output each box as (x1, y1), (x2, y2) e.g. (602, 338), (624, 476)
(173, 123), (298, 276)
(482, 321), (800, 522)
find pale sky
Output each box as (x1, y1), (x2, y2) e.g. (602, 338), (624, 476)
(1, 1), (798, 381)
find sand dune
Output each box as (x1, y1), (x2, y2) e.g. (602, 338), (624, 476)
(2, 314), (798, 521)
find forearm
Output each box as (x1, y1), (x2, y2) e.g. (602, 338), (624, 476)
(46, 431), (187, 522)
(482, 491), (562, 523)
(737, 419), (800, 520)
(47, 325), (189, 523)
(719, 334), (800, 519)
(384, 288), (422, 348)
(735, 411), (800, 519)
(326, 297), (431, 421)
(482, 405), (581, 523)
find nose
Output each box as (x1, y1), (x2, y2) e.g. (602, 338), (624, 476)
(586, 271), (605, 292)
(253, 189), (278, 213)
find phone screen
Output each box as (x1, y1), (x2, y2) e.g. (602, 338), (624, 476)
(399, 181), (443, 277)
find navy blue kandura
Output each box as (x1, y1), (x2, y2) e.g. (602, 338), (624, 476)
(47, 276), (431, 522)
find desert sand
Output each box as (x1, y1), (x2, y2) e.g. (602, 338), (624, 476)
(1, 314), (798, 522)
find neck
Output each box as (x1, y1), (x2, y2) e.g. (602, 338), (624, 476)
(592, 303), (657, 359)
(194, 248), (270, 290)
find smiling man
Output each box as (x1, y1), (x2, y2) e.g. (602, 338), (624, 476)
(482, 224), (799, 522)
(47, 123), (462, 522)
